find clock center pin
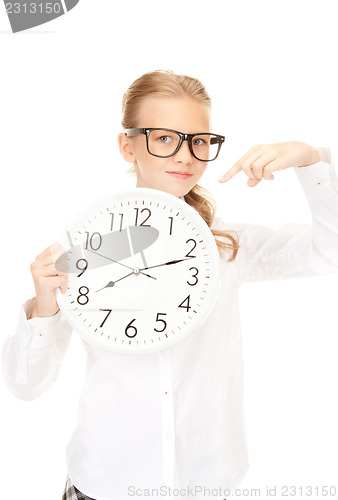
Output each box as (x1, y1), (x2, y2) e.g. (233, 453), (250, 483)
(133, 267), (140, 275)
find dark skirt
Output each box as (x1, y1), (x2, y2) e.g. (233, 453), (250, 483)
(62, 476), (95, 500)
(62, 475), (227, 500)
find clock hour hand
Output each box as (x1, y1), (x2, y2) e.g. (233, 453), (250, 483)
(139, 256), (196, 272)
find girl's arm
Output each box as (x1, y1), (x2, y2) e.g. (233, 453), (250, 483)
(1, 246), (72, 400)
(215, 144), (338, 282)
(218, 141), (324, 186)
(2, 299), (73, 400)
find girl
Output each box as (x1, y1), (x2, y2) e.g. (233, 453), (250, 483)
(2, 70), (338, 500)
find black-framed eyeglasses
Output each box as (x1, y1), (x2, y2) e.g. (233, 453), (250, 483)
(125, 128), (225, 162)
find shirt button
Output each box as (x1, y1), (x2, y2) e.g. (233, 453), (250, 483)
(164, 431), (172, 440)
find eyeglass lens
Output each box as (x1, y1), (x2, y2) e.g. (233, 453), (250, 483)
(148, 130), (220, 161)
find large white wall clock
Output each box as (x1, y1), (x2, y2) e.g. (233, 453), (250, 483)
(55, 188), (220, 355)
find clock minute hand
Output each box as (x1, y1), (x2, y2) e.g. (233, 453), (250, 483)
(140, 256), (196, 271)
(96, 271), (134, 292)
(96, 266), (158, 293)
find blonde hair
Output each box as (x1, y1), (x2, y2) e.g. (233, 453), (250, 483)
(121, 70), (239, 261)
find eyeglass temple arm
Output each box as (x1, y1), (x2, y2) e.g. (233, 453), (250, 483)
(210, 136), (225, 145)
(125, 128), (146, 136)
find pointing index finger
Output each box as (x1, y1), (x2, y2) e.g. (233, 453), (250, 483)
(218, 162), (242, 183)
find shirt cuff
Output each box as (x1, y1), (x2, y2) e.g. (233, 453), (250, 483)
(316, 146), (331, 164)
(293, 148), (338, 201)
(18, 298), (62, 350)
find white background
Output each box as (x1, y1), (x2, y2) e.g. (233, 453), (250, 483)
(0, 1), (338, 498)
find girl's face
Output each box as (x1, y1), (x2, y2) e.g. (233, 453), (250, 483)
(118, 96), (212, 197)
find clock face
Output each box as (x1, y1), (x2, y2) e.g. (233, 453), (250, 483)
(55, 188), (220, 355)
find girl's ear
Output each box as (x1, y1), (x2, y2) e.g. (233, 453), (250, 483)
(118, 133), (136, 163)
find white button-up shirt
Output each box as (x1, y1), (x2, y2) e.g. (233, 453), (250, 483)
(2, 152), (338, 500)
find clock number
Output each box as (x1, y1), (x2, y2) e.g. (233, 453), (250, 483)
(84, 232), (102, 251)
(125, 319), (137, 338)
(76, 259), (88, 277)
(178, 295), (191, 312)
(77, 286), (89, 305)
(185, 239), (197, 258)
(154, 313), (167, 332)
(99, 309), (112, 328)
(110, 213), (123, 231)
(168, 216), (174, 235)
(134, 208), (151, 226)
(187, 267), (199, 286)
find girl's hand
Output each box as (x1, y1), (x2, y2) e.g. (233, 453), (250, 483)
(29, 244), (68, 318)
(219, 141), (321, 187)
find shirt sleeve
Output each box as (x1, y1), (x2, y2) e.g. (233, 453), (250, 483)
(214, 148), (338, 283)
(1, 297), (73, 400)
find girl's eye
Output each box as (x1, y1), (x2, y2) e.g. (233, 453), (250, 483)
(158, 135), (172, 143)
(193, 138), (206, 146)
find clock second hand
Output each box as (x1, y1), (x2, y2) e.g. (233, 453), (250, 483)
(85, 247), (156, 280)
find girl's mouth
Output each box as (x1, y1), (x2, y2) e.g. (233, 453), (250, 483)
(166, 171), (193, 180)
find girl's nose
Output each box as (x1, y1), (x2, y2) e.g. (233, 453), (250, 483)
(173, 140), (194, 164)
